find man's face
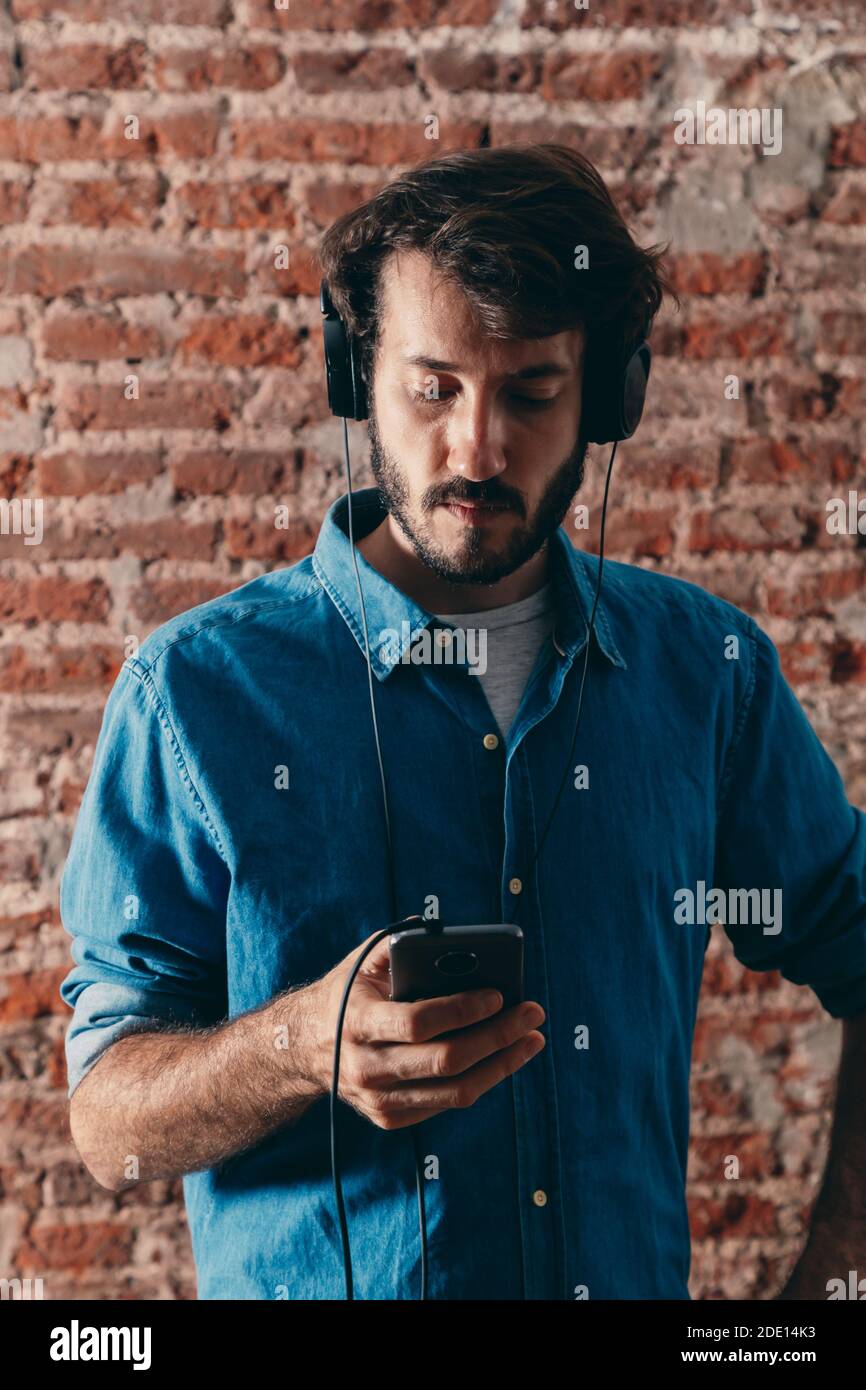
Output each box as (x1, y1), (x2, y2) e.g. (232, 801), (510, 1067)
(367, 250), (588, 586)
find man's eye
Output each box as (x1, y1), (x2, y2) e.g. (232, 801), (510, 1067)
(511, 394), (557, 409)
(408, 387), (557, 409)
(408, 386), (451, 404)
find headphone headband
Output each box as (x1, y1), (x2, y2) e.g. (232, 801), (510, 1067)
(319, 278), (651, 442)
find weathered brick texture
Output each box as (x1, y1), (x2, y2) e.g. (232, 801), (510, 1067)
(1, 0), (864, 1302)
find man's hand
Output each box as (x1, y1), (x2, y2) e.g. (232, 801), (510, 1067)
(300, 931), (546, 1129)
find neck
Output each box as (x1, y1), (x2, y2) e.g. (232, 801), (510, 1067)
(356, 511), (551, 614)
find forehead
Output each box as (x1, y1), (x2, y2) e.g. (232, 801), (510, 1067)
(377, 249), (583, 374)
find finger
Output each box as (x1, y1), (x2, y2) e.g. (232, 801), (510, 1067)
(371, 1032), (546, 1126)
(359, 1002), (545, 1084)
(353, 985), (505, 1045)
(350, 932), (393, 977)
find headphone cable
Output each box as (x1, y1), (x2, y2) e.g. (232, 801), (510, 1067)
(330, 417), (430, 1301)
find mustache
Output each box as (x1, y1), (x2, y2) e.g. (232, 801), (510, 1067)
(425, 482), (525, 516)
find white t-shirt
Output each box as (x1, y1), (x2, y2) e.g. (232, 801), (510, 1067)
(434, 582), (557, 738)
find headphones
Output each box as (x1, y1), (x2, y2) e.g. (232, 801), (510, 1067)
(319, 273), (652, 1302)
(319, 277), (652, 444)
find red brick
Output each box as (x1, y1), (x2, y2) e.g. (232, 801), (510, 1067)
(294, 48), (416, 94)
(21, 42), (147, 90)
(820, 174), (866, 225)
(174, 180), (296, 230)
(678, 311), (792, 361)
(688, 506), (808, 553)
(252, 243), (324, 298)
(100, 108), (222, 161)
(154, 45), (284, 93)
(224, 516), (317, 562)
(614, 444), (720, 490)
(828, 122), (866, 169)
(14, 1221), (132, 1274)
(728, 437), (856, 485)
(0, 577), (110, 622)
(112, 518), (218, 561)
(688, 1191), (781, 1241)
(0, 113), (104, 161)
(178, 314), (303, 368)
(0, 644), (120, 692)
(491, 120), (650, 171)
(0, 968), (68, 1023)
(777, 641), (831, 684)
(690, 1132), (781, 1182)
(230, 118), (485, 164)
(303, 178), (383, 228)
(668, 252), (768, 297)
(820, 310), (866, 354)
(583, 506), (676, 559)
(170, 449), (305, 496)
(0, 1094), (70, 1142)
(5, 244), (245, 299)
(34, 177), (161, 229)
(244, 0), (497, 30)
(541, 50), (662, 102)
(761, 372), (845, 424)
(42, 312), (163, 362)
(0, 180), (28, 222)
(766, 566), (866, 617)
(521, 0), (751, 27)
(831, 641), (866, 684)
(419, 48), (537, 95)
(12, 0), (230, 19)
(53, 381), (238, 432)
(35, 452), (164, 496)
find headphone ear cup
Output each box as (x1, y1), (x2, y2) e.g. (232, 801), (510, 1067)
(348, 334), (368, 422)
(582, 340), (652, 445)
(616, 341), (651, 441)
(320, 278), (368, 421)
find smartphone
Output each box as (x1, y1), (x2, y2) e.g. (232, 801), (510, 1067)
(389, 923), (523, 1011)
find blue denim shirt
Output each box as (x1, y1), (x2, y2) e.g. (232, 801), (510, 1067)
(59, 485), (866, 1300)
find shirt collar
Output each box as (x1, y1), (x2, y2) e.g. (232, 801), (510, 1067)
(311, 487), (627, 680)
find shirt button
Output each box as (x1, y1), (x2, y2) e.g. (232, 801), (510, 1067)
(509, 877), (522, 895)
(532, 1189), (548, 1207)
(435, 629), (452, 647)
(483, 733), (499, 750)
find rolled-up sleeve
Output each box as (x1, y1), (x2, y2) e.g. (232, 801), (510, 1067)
(59, 660), (230, 1098)
(713, 620), (866, 1019)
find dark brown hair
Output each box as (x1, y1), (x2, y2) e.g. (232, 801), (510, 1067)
(317, 142), (676, 394)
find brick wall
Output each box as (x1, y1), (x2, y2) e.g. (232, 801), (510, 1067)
(0, 0), (864, 1301)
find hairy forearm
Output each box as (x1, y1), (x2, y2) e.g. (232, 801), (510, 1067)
(69, 987), (324, 1191)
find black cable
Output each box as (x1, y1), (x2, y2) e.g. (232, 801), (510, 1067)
(330, 923), (392, 1301)
(330, 416), (429, 1301)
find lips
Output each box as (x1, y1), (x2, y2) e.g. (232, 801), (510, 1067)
(442, 499), (509, 511)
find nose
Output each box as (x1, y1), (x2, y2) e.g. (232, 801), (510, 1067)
(445, 386), (508, 483)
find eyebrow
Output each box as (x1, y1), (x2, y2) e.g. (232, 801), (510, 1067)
(402, 354), (573, 380)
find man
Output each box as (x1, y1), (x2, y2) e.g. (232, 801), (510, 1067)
(60, 144), (866, 1301)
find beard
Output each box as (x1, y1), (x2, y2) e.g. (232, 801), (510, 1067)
(366, 410), (589, 587)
